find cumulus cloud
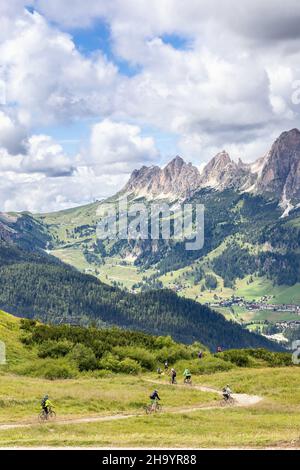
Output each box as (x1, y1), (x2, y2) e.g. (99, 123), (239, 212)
(0, 9), (118, 126)
(22, 135), (74, 176)
(1, 1), (300, 210)
(88, 119), (160, 174)
(0, 133), (74, 176)
(0, 111), (26, 154)
(0, 166), (126, 213)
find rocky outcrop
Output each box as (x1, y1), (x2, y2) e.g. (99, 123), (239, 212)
(255, 129), (300, 203)
(123, 156), (201, 199)
(199, 151), (255, 190)
(121, 129), (300, 209)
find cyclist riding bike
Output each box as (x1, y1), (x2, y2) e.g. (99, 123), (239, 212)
(222, 384), (232, 401)
(183, 368), (192, 384)
(149, 390), (161, 410)
(41, 394), (54, 415)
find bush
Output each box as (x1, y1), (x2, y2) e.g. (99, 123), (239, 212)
(246, 349), (292, 367)
(113, 346), (156, 370)
(13, 358), (77, 379)
(38, 340), (73, 358)
(98, 353), (121, 372)
(43, 363), (76, 380)
(69, 343), (98, 371)
(119, 358), (142, 375)
(154, 336), (175, 348)
(216, 348), (293, 368)
(218, 350), (253, 367)
(155, 345), (192, 364)
(20, 318), (37, 331)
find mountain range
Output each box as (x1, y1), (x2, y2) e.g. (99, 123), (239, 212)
(122, 128), (300, 213)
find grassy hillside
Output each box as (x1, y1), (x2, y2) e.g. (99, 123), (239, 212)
(0, 310), (299, 448)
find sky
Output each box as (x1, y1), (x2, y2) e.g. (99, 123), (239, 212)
(1, 0), (300, 212)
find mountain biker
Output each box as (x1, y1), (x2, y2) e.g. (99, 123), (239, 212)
(164, 360), (168, 371)
(217, 346), (222, 353)
(183, 368), (192, 383)
(149, 390), (161, 410)
(198, 350), (203, 359)
(157, 367), (162, 376)
(170, 368), (177, 384)
(41, 395), (54, 415)
(222, 384), (232, 401)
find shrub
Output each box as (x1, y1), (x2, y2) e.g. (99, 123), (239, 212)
(119, 358), (142, 375)
(38, 340), (73, 358)
(246, 349), (292, 367)
(112, 346), (156, 370)
(218, 350), (253, 367)
(155, 345), (192, 364)
(98, 353), (121, 372)
(154, 336), (175, 349)
(43, 363), (75, 380)
(13, 358), (77, 379)
(20, 318), (36, 331)
(69, 343), (98, 371)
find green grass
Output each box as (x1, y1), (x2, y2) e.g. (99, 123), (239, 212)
(1, 309), (299, 448)
(0, 368), (300, 448)
(0, 373), (215, 424)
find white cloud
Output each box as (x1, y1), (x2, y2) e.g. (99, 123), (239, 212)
(0, 9), (118, 127)
(21, 135), (74, 176)
(0, 166), (126, 213)
(88, 119), (160, 174)
(1, 2), (300, 211)
(0, 111), (26, 154)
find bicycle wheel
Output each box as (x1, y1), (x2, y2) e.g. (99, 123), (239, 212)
(38, 411), (47, 422)
(49, 410), (56, 420)
(155, 403), (162, 413)
(144, 405), (152, 415)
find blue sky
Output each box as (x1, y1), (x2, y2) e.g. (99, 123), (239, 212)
(1, 1), (299, 211)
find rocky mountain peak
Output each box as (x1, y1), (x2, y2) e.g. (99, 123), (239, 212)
(122, 156), (201, 199)
(255, 128), (300, 204)
(121, 128), (300, 207)
(199, 150), (241, 189)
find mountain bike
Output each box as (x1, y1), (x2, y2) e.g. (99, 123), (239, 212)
(144, 402), (162, 414)
(220, 395), (235, 406)
(184, 376), (192, 385)
(38, 408), (56, 422)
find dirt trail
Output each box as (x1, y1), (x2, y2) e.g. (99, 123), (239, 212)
(0, 380), (263, 431)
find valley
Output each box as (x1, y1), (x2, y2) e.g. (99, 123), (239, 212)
(1, 129), (300, 347)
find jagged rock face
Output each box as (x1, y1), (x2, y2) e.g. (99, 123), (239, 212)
(123, 165), (161, 196)
(121, 129), (300, 207)
(199, 151), (255, 190)
(123, 156), (201, 199)
(255, 129), (300, 202)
